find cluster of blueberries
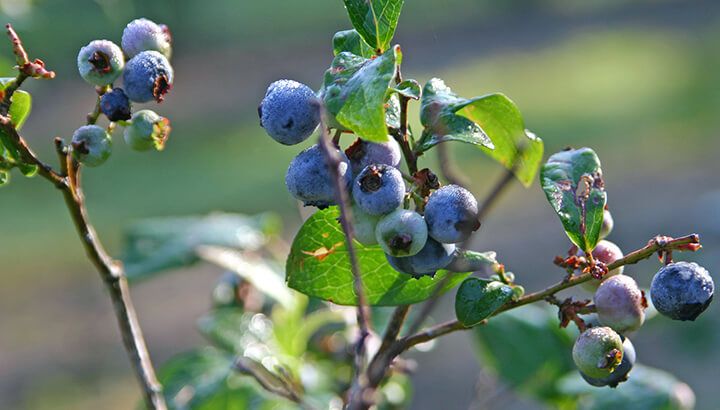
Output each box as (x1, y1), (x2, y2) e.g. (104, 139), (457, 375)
(72, 18), (174, 166)
(571, 211), (714, 387)
(259, 79), (481, 277)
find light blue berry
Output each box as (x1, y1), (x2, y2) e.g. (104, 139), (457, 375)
(345, 137), (401, 175)
(77, 40), (124, 86)
(650, 261), (714, 321)
(285, 144), (352, 208)
(375, 209), (428, 257)
(352, 164), (405, 216)
(386, 237), (456, 278)
(122, 18), (172, 59)
(259, 80), (320, 145)
(124, 109), (171, 151)
(425, 184), (480, 243)
(123, 50), (174, 103)
(71, 125), (112, 167)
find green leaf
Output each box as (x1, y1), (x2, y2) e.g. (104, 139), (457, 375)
(454, 278), (513, 326)
(456, 94), (544, 187)
(286, 207), (472, 306)
(342, 0), (404, 53)
(417, 78), (494, 152)
(557, 364), (695, 410)
(0, 79), (35, 177)
(540, 148), (607, 253)
(471, 304), (577, 404)
(390, 79), (421, 100)
(332, 29), (375, 58)
(321, 46), (400, 142)
(123, 213), (279, 281)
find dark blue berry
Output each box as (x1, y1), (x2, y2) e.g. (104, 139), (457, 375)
(285, 144), (352, 208)
(424, 185), (480, 243)
(650, 261), (714, 321)
(259, 80), (320, 145)
(123, 50), (173, 103)
(352, 164), (405, 216)
(386, 237), (456, 278)
(345, 137), (401, 175)
(100, 88), (132, 121)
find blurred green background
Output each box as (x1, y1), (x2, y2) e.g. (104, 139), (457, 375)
(0, 0), (719, 408)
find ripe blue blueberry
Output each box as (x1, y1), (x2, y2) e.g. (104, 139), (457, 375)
(352, 164), (405, 216)
(386, 237), (456, 278)
(124, 110), (171, 151)
(285, 144), (352, 208)
(424, 184), (480, 243)
(375, 209), (428, 257)
(352, 204), (381, 245)
(259, 80), (320, 145)
(123, 50), (174, 103)
(650, 261), (714, 321)
(572, 326), (624, 379)
(594, 275), (646, 333)
(77, 40), (124, 86)
(71, 125), (112, 167)
(345, 137), (401, 175)
(100, 88), (132, 122)
(121, 18), (172, 59)
(581, 337), (636, 388)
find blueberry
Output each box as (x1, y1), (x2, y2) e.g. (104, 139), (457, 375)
(375, 209), (428, 257)
(121, 18), (172, 59)
(572, 326), (624, 379)
(352, 164), (405, 216)
(600, 208), (614, 239)
(581, 337), (636, 388)
(285, 144), (352, 208)
(77, 40), (124, 86)
(386, 237), (456, 278)
(424, 185), (480, 243)
(124, 109), (171, 151)
(100, 88), (132, 122)
(582, 240), (625, 292)
(259, 80), (320, 145)
(123, 50), (173, 103)
(650, 261), (714, 321)
(352, 204), (381, 245)
(594, 275), (646, 333)
(345, 137), (401, 175)
(71, 125), (112, 167)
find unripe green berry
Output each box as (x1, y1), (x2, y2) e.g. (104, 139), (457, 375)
(572, 326), (624, 379)
(123, 109), (171, 151)
(77, 40), (124, 86)
(71, 125), (112, 167)
(375, 209), (428, 257)
(351, 204), (381, 245)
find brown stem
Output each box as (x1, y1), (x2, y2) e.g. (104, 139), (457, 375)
(0, 116), (64, 187)
(477, 167), (515, 222)
(316, 114), (371, 409)
(54, 142), (167, 409)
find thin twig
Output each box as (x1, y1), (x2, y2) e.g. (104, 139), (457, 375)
(396, 233), (701, 348)
(477, 168), (515, 222)
(316, 110), (371, 409)
(0, 117), (64, 186)
(233, 357), (304, 405)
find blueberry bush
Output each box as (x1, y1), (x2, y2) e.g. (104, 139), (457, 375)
(1, 2), (713, 410)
